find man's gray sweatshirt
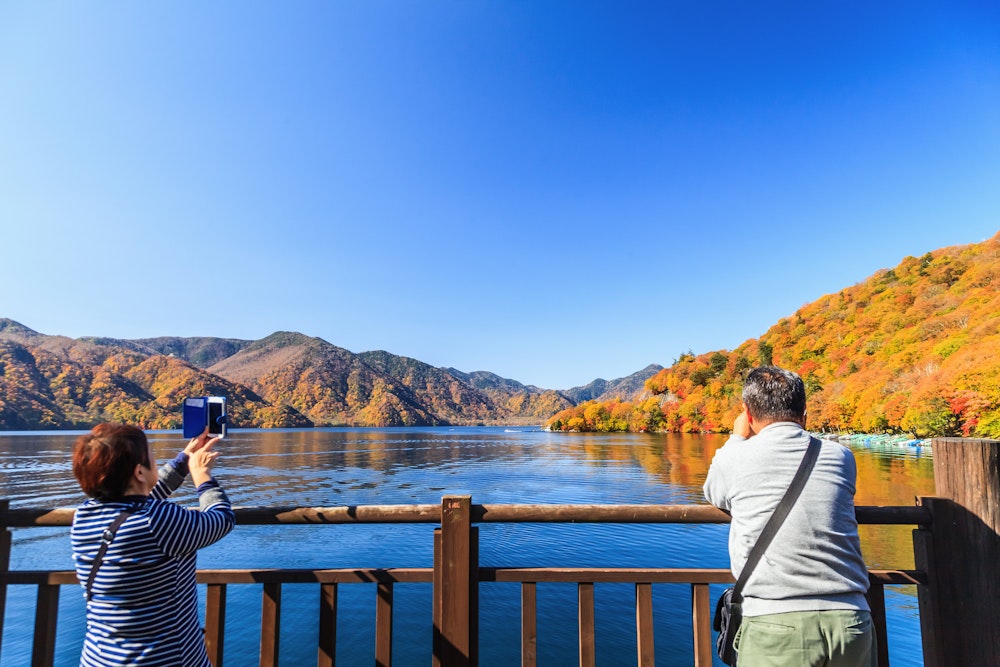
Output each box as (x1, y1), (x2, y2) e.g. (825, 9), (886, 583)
(703, 422), (871, 617)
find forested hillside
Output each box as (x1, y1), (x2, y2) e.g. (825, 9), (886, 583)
(548, 233), (1000, 438)
(0, 321), (654, 429)
(133, 336), (254, 368)
(0, 321), (309, 430)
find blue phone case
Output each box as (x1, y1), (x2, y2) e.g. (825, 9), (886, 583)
(182, 397), (208, 438)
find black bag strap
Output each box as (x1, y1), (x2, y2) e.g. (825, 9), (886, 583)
(85, 506), (139, 602)
(732, 436), (821, 600)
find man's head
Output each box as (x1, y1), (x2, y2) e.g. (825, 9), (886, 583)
(742, 366), (807, 428)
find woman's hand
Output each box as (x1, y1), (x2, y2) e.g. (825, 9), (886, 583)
(186, 429), (221, 487)
(185, 428), (218, 456)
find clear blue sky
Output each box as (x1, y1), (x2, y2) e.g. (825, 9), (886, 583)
(1, 2), (998, 389)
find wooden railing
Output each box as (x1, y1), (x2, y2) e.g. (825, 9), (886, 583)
(1, 437), (998, 666)
(0, 500), (929, 667)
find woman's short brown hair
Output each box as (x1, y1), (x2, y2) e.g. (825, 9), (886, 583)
(72, 423), (151, 499)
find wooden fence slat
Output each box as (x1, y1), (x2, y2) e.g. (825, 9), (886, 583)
(205, 583), (227, 667)
(867, 583), (889, 667)
(376, 582), (393, 667)
(913, 524), (942, 667)
(635, 583), (654, 667)
(433, 530), (442, 667)
(521, 583), (537, 667)
(0, 500), (10, 662)
(260, 582), (281, 667)
(470, 528), (479, 667)
(318, 583), (337, 667)
(31, 583), (59, 667)
(578, 583), (595, 667)
(690, 584), (713, 667)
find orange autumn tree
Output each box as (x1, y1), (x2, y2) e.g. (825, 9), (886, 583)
(548, 233), (1000, 437)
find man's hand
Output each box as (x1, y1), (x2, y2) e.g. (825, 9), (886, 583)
(733, 407), (753, 438)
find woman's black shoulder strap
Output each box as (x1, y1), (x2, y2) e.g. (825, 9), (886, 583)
(85, 506), (139, 602)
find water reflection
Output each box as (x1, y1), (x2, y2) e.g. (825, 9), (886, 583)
(0, 427), (935, 569)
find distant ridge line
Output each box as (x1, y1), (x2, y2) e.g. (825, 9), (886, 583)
(0, 318), (662, 430)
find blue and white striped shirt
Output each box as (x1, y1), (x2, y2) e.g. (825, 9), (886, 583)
(71, 456), (235, 667)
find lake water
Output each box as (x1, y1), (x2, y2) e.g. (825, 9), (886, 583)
(0, 427), (934, 666)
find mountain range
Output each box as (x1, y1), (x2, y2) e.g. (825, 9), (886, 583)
(0, 319), (662, 430)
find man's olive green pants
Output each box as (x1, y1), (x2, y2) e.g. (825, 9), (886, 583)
(734, 609), (876, 667)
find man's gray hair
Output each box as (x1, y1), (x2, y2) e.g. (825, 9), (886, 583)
(742, 366), (807, 423)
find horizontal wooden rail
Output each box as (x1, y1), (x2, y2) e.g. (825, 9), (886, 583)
(0, 504), (442, 527)
(0, 567), (926, 587)
(481, 568), (734, 585)
(481, 568), (926, 585)
(0, 503), (931, 527)
(0, 568), (433, 586)
(197, 568), (433, 585)
(476, 504), (929, 524)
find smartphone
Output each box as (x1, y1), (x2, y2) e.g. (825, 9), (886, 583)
(207, 396), (227, 439)
(183, 396), (227, 439)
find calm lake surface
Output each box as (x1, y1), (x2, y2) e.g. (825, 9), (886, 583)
(0, 427), (934, 666)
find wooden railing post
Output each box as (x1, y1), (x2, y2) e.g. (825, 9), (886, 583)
(32, 584), (59, 667)
(433, 495), (477, 667)
(690, 584), (712, 667)
(318, 583), (337, 667)
(260, 582), (281, 667)
(865, 583), (889, 667)
(916, 438), (1000, 666)
(0, 499), (10, 663)
(204, 583), (226, 666)
(375, 582), (393, 667)
(521, 583), (537, 667)
(578, 582), (595, 667)
(635, 583), (655, 667)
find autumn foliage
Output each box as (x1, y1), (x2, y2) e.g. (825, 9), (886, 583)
(548, 233), (1000, 438)
(0, 325), (575, 429)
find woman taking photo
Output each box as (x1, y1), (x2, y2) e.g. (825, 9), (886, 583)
(71, 423), (235, 666)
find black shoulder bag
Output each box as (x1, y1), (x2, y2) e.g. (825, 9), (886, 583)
(713, 437), (821, 666)
(85, 506), (139, 602)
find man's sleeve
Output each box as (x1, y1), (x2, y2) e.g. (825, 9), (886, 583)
(703, 437), (742, 510)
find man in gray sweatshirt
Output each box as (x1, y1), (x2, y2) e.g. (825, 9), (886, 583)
(704, 366), (875, 667)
